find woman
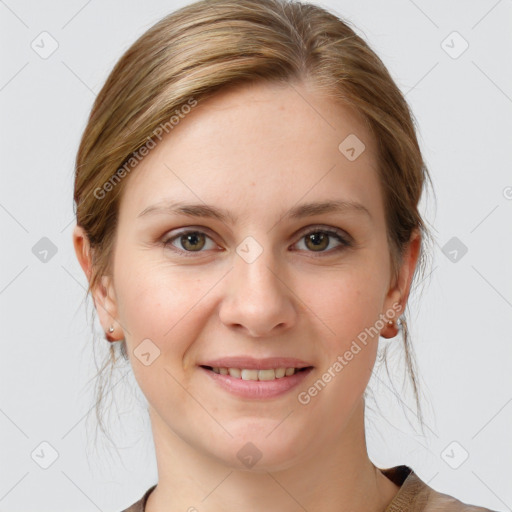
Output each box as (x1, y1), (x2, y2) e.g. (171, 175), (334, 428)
(72, 0), (497, 510)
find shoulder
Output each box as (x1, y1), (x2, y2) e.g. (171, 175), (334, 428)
(120, 470), (499, 512)
(382, 465), (498, 512)
(118, 484), (156, 512)
(420, 481), (497, 512)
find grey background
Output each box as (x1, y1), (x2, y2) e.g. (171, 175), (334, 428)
(1, 0), (511, 511)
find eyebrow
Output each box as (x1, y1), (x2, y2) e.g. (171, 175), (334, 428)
(137, 199), (371, 223)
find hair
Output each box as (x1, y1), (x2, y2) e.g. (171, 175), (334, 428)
(73, 0), (435, 452)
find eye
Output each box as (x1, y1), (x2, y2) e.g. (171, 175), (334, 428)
(293, 227), (352, 254)
(162, 229), (218, 255)
(161, 226), (352, 257)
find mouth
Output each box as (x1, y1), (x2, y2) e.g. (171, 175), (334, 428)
(198, 362), (314, 399)
(199, 365), (313, 381)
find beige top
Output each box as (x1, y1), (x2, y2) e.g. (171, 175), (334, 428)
(120, 465), (497, 511)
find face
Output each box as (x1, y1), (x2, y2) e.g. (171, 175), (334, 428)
(75, 80), (418, 471)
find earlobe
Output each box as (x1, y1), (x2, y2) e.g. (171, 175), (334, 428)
(72, 224), (122, 341)
(381, 229), (421, 338)
(93, 275), (121, 340)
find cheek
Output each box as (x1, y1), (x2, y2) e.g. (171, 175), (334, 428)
(308, 265), (386, 346)
(301, 262), (386, 403)
(113, 254), (212, 351)
(113, 264), (214, 402)
(303, 278), (382, 425)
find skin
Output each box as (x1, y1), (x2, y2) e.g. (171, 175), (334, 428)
(74, 79), (420, 512)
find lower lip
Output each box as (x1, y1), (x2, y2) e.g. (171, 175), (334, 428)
(200, 366), (314, 399)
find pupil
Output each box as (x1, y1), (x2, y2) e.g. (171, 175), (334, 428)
(183, 232), (204, 251)
(307, 232), (328, 250)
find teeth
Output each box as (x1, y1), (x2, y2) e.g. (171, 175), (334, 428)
(257, 369), (276, 381)
(275, 368), (286, 378)
(241, 369), (259, 380)
(211, 367), (301, 380)
(228, 368), (241, 378)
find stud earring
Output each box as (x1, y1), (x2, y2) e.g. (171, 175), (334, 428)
(105, 324), (115, 342)
(384, 317), (401, 339)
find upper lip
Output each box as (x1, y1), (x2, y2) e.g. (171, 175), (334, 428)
(198, 356), (314, 370)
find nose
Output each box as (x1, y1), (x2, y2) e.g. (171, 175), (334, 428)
(218, 246), (297, 338)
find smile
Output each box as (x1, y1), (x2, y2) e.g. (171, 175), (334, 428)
(201, 366), (310, 380)
(199, 365), (314, 399)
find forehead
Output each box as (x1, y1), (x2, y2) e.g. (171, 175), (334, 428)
(119, 80), (383, 225)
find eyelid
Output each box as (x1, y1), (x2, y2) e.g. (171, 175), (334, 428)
(298, 224), (350, 240)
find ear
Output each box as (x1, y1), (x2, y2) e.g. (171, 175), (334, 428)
(381, 228), (421, 336)
(72, 224), (121, 339)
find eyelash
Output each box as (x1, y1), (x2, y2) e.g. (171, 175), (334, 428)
(161, 226), (352, 258)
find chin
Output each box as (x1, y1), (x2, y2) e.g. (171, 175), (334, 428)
(208, 425), (310, 473)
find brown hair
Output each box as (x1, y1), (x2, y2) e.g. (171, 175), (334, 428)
(73, 0), (435, 450)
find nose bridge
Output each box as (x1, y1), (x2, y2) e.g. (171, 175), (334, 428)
(219, 234), (296, 336)
(236, 238), (280, 296)
(235, 234), (284, 302)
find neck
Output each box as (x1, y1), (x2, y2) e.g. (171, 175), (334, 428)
(145, 398), (399, 512)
